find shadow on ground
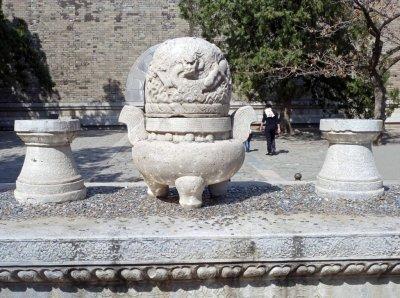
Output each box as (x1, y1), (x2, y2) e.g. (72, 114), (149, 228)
(0, 132), (22, 150)
(0, 154), (24, 183)
(86, 186), (125, 198)
(73, 146), (132, 182)
(0, 145), (133, 184)
(274, 149), (289, 155)
(159, 181), (281, 207)
(76, 129), (126, 138)
(251, 129), (322, 142)
(381, 127), (400, 145)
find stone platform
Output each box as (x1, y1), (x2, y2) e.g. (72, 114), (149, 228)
(1, 184), (400, 297)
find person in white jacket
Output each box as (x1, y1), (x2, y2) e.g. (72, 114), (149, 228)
(259, 102), (281, 155)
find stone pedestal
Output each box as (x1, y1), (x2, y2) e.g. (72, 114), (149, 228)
(316, 119), (384, 199)
(14, 119), (86, 204)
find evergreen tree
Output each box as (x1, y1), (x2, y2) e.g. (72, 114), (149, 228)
(0, 0), (55, 101)
(179, 0), (365, 133)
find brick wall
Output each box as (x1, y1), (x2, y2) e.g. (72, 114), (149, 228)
(3, 0), (190, 102)
(2, 1), (400, 103)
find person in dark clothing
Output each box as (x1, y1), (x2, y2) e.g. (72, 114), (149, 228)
(260, 102), (281, 155)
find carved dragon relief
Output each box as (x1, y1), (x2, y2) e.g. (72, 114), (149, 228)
(145, 38), (232, 116)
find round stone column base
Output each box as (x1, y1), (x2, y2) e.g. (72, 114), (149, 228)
(14, 179), (86, 204)
(315, 186), (384, 200)
(315, 176), (384, 200)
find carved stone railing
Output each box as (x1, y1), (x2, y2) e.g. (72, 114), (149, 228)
(1, 261), (400, 284)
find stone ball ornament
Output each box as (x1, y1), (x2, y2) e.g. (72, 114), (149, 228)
(145, 37), (232, 118)
(120, 37), (256, 209)
(294, 173), (302, 181)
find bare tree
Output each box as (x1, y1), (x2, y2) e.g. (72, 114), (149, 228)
(351, 0), (400, 121)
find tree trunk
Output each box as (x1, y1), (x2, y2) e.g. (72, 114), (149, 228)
(280, 98), (294, 135)
(372, 74), (386, 144)
(373, 81), (386, 121)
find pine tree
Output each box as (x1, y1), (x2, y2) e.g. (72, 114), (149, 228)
(179, 0), (360, 133)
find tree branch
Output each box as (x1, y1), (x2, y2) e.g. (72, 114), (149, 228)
(379, 12), (400, 30)
(353, 0), (380, 37)
(383, 45), (400, 60)
(384, 54), (400, 72)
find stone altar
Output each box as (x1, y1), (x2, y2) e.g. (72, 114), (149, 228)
(13, 119), (86, 204)
(316, 119), (384, 199)
(119, 37), (256, 208)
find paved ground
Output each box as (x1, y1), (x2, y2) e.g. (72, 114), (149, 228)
(0, 127), (399, 184)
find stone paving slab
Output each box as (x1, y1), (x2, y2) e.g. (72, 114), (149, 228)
(0, 129), (399, 184)
(239, 136), (328, 182)
(72, 130), (140, 182)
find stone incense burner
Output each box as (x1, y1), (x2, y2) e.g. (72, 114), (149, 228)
(120, 37), (256, 209)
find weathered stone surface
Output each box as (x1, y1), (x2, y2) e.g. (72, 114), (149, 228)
(1, 212), (400, 266)
(145, 37), (232, 118)
(1, 212), (400, 296)
(176, 176), (206, 209)
(14, 119), (81, 133)
(316, 119), (384, 199)
(319, 118), (383, 133)
(145, 117), (232, 134)
(118, 106), (147, 144)
(14, 119), (86, 204)
(231, 105), (258, 142)
(132, 140), (245, 189)
(125, 44), (159, 104)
